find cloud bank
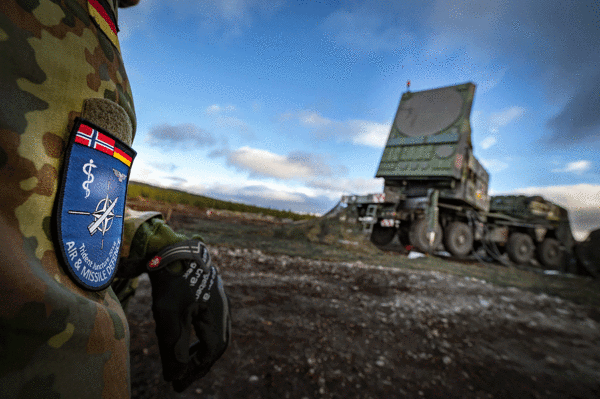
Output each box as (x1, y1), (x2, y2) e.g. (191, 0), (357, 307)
(225, 147), (347, 180)
(282, 110), (390, 148)
(321, 1), (599, 146)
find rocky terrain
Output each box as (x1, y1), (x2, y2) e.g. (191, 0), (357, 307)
(127, 245), (600, 398)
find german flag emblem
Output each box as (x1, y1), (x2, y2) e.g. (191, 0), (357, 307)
(88, 0), (121, 52)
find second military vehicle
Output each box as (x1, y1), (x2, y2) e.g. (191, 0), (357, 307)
(346, 82), (575, 271)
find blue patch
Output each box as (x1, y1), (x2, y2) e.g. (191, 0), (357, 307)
(55, 118), (136, 291)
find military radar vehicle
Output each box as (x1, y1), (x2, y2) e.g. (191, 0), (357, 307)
(345, 82), (575, 271)
(347, 82), (488, 256)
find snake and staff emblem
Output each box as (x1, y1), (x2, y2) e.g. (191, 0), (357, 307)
(82, 159), (97, 198)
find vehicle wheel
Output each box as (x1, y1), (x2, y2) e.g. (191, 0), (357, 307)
(370, 223), (396, 247)
(537, 238), (562, 270)
(444, 221), (474, 257)
(409, 218), (442, 253)
(506, 233), (535, 264)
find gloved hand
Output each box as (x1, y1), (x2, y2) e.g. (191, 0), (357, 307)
(146, 240), (231, 392)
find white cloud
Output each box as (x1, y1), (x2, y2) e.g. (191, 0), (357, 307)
(118, 0), (157, 40)
(349, 121), (390, 147)
(130, 165), (153, 185)
(204, 105), (252, 138)
(285, 110), (390, 148)
(130, 157), (182, 189)
(480, 158), (509, 172)
(480, 136), (497, 150)
(188, 180), (337, 215)
(205, 104), (236, 114)
(488, 106), (525, 133)
(299, 111), (331, 127)
(205, 105), (221, 114)
(473, 107), (525, 146)
(228, 147), (304, 179)
(475, 67), (507, 94)
(130, 157), (379, 216)
(205, 182), (306, 203)
(225, 147), (344, 180)
(308, 177), (383, 196)
(552, 160), (592, 175)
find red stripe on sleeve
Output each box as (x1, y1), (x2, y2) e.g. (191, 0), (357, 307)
(89, 0), (117, 35)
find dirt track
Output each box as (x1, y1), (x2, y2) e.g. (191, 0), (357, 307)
(127, 245), (600, 399)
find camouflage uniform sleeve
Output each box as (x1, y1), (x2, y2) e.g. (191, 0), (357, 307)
(112, 207), (197, 306)
(112, 208), (162, 307)
(0, 1), (140, 397)
(120, 208), (164, 261)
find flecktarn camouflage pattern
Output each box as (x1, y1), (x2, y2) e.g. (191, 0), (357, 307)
(0, 0), (140, 397)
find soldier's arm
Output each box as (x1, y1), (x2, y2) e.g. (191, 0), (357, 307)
(114, 207), (230, 392)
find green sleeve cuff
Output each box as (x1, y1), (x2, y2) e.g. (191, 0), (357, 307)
(117, 208), (204, 278)
(130, 217), (188, 260)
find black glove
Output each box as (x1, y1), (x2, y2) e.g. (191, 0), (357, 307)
(147, 240), (231, 392)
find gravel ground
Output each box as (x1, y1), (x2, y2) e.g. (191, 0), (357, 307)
(127, 246), (600, 399)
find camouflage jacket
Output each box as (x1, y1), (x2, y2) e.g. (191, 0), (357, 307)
(0, 1), (141, 397)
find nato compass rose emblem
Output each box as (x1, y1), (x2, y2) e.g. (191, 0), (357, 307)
(67, 181), (121, 250)
(55, 118), (136, 291)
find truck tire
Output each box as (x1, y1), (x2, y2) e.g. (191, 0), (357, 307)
(444, 222), (473, 257)
(537, 238), (562, 270)
(409, 218), (442, 254)
(370, 224), (396, 247)
(506, 233), (535, 264)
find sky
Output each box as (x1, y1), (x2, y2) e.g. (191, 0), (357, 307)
(118, 0), (600, 240)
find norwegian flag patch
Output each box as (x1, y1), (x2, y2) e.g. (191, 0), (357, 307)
(75, 123), (115, 154)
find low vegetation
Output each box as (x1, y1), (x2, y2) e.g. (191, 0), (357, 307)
(127, 181), (315, 222)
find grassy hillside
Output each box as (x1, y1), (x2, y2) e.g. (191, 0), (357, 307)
(127, 181), (315, 222)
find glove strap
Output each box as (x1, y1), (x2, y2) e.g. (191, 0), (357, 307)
(147, 240), (211, 272)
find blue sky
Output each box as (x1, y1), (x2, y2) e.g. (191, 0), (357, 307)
(118, 0), (600, 240)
